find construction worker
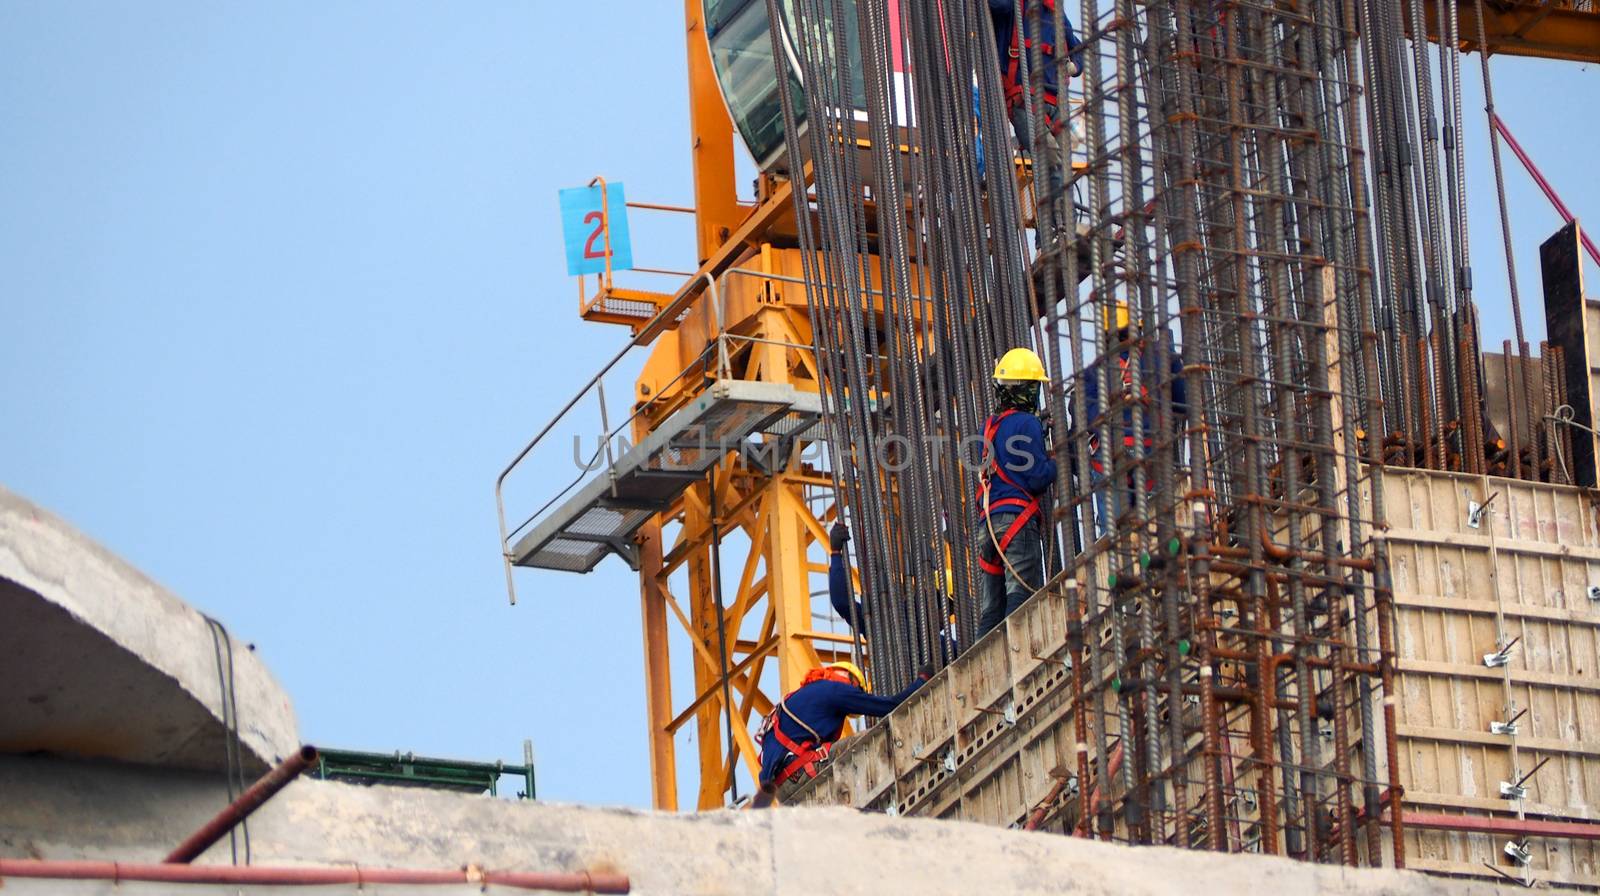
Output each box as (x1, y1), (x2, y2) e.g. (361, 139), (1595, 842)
(752, 660), (927, 807)
(1079, 302), (1187, 537)
(828, 521), (959, 662)
(988, 0), (1086, 209)
(976, 347), (1057, 638)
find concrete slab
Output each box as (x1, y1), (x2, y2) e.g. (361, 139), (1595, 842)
(0, 756), (1518, 895)
(0, 485), (297, 773)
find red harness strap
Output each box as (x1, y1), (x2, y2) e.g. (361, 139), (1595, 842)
(771, 705), (833, 787)
(1001, 1), (1062, 131)
(1088, 357), (1156, 490)
(977, 410), (1043, 575)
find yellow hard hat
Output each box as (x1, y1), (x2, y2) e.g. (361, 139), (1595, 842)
(993, 347), (1049, 383)
(1104, 301), (1131, 332)
(826, 661), (867, 690)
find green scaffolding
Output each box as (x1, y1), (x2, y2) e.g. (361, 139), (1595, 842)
(311, 745), (535, 799)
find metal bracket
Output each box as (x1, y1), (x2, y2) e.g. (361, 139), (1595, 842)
(1588, 584), (1600, 602)
(943, 748), (957, 773)
(1467, 490), (1499, 530)
(1003, 698), (1017, 727)
(1504, 839), (1532, 865)
(1484, 637), (1519, 668)
(1499, 780), (1528, 800)
(1490, 720), (1521, 737)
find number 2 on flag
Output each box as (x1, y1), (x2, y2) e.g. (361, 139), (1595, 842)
(560, 183), (633, 277)
(583, 211), (607, 260)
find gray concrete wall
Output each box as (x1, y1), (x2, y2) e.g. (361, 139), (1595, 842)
(0, 484), (297, 773)
(0, 755), (1515, 896)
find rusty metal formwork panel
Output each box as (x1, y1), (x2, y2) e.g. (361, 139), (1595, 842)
(1377, 469), (1600, 889)
(781, 716), (896, 810)
(779, 0), (1596, 882)
(790, 468), (1600, 888)
(790, 581), (1090, 826)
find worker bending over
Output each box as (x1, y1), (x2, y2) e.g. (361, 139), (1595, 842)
(977, 348), (1057, 637)
(753, 661), (926, 806)
(1079, 302), (1187, 537)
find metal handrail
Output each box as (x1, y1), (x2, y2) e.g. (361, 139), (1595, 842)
(500, 261), (914, 604)
(626, 201), (695, 215)
(496, 272), (722, 605)
(511, 336), (721, 539)
(576, 184), (693, 314)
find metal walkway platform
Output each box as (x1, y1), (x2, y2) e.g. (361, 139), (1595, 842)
(507, 380), (823, 574)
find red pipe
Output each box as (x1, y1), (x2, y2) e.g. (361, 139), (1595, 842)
(167, 745), (320, 863)
(1073, 742), (1125, 838)
(1400, 811), (1600, 842)
(1024, 776), (1072, 831)
(1492, 112), (1600, 268)
(0, 859), (629, 893)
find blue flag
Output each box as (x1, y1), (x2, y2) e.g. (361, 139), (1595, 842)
(559, 182), (633, 277)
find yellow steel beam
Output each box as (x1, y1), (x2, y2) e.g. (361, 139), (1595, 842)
(801, 630), (864, 646)
(634, 178), (796, 346)
(622, 8), (838, 803)
(1413, 0), (1600, 64)
(663, 469), (762, 573)
(635, 521), (678, 811)
(681, 482), (730, 810)
(664, 633), (780, 735)
(769, 472), (822, 695)
(685, 0), (743, 262)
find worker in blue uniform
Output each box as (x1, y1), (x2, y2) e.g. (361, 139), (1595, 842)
(827, 521), (959, 662)
(828, 520), (866, 631)
(976, 347), (1057, 638)
(1078, 302), (1188, 538)
(988, 0), (1086, 210)
(752, 660), (927, 806)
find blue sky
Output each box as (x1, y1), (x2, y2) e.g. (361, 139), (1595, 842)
(1, 4), (1596, 809)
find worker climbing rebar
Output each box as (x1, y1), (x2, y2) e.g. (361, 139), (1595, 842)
(988, 0), (1084, 217)
(1077, 302), (1187, 539)
(976, 347), (1056, 638)
(752, 660), (927, 807)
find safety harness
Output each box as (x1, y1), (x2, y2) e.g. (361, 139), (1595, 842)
(1088, 354), (1156, 482)
(770, 703), (832, 788)
(976, 409), (1043, 576)
(756, 674), (844, 788)
(1001, 0), (1062, 130)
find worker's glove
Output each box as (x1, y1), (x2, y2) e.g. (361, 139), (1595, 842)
(916, 662), (935, 681)
(830, 521), (851, 553)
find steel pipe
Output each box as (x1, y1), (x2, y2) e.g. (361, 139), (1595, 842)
(165, 745), (318, 863)
(0, 859), (629, 893)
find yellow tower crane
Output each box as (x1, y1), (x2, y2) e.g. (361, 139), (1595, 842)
(495, 0), (909, 810)
(498, 0), (1600, 815)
